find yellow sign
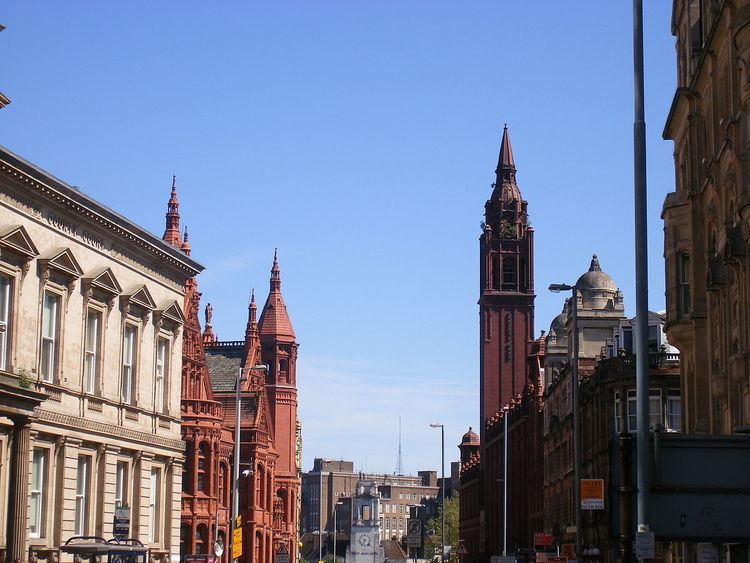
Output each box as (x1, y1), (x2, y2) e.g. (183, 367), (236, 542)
(580, 478), (604, 509)
(232, 527), (243, 558)
(235, 515), (242, 528)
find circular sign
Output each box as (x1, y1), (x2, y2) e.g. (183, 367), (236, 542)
(214, 539), (225, 557)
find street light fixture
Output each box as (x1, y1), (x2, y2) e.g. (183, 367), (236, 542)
(429, 423), (445, 562)
(548, 283), (582, 560)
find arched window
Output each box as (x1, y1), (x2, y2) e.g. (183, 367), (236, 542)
(254, 530), (263, 563)
(196, 524), (208, 554)
(197, 443), (209, 495)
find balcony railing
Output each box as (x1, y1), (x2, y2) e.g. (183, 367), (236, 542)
(596, 352), (680, 376)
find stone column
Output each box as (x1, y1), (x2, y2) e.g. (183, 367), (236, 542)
(6, 416), (32, 563)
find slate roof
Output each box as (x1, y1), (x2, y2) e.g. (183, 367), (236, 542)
(205, 341), (245, 391)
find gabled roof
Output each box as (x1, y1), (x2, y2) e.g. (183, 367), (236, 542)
(121, 284), (156, 310)
(39, 248), (83, 278)
(158, 299), (186, 325)
(83, 267), (123, 295)
(0, 225), (38, 259)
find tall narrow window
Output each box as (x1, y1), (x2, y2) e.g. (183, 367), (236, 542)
(667, 390), (682, 432)
(29, 448), (47, 538)
(677, 253), (691, 318)
(75, 456), (90, 535)
(155, 338), (168, 413)
(197, 443), (209, 494)
(502, 257), (517, 290)
(0, 276), (10, 370)
(149, 467), (161, 542)
(84, 309), (101, 394)
(40, 292), (60, 382)
(115, 461), (128, 507)
(121, 325), (137, 404)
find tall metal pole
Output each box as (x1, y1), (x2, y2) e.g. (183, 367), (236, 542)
(232, 367), (242, 563)
(319, 468), (323, 563)
(333, 503), (338, 563)
(441, 425), (445, 563)
(571, 288), (582, 560)
(503, 405), (509, 557)
(632, 0), (651, 539)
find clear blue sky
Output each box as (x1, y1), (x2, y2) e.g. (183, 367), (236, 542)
(1, 2), (676, 476)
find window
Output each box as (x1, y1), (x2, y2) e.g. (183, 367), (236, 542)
(30, 448), (47, 538)
(0, 276), (10, 370)
(84, 309), (102, 394)
(614, 391), (623, 432)
(149, 467), (161, 542)
(626, 389), (662, 431)
(115, 461), (128, 508)
(502, 257), (517, 289)
(197, 443), (209, 494)
(40, 291), (60, 382)
(155, 337), (168, 413)
(75, 456), (90, 535)
(121, 325), (137, 403)
(677, 253), (691, 318)
(667, 390), (682, 432)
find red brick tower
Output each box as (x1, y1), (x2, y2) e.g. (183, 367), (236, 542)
(258, 251), (300, 561)
(479, 125), (535, 429)
(163, 180), (233, 558)
(478, 126), (536, 555)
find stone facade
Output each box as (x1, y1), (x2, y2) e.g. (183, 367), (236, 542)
(0, 148), (201, 562)
(662, 2), (750, 561)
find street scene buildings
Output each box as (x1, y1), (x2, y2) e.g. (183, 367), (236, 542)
(3, 1), (750, 562)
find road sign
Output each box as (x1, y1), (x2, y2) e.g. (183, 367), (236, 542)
(275, 543), (290, 563)
(635, 531), (655, 559)
(407, 537), (421, 548)
(534, 532), (555, 548)
(580, 479), (604, 510)
(232, 527), (243, 558)
(455, 542), (468, 557)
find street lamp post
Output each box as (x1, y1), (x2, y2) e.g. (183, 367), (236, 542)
(319, 468), (323, 563)
(333, 501), (343, 563)
(549, 283), (581, 560)
(503, 404), (509, 557)
(430, 423), (445, 562)
(232, 367), (243, 563)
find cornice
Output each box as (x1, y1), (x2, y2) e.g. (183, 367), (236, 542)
(0, 148), (203, 278)
(34, 407), (185, 451)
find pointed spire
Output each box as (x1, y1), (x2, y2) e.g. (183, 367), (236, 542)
(180, 226), (191, 255)
(259, 250), (295, 341)
(495, 124), (516, 176)
(589, 254), (602, 272)
(245, 288), (259, 342)
(270, 247), (281, 292)
(163, 175), (182, 247)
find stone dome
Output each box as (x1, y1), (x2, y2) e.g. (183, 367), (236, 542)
(575, 254), (617, 292)
(461, 427), (480, 446)
(549, 312), (566, 335)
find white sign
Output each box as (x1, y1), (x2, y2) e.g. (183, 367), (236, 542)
(490, 557), (516, 563)
(635, 531), (655, 559)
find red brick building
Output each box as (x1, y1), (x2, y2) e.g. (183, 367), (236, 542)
(164, 181), (301, 563)
(459, 126), (544, 560)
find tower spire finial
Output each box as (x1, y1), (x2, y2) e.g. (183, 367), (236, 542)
(163, 175), (182, 247)
(496, 124), (516, 175)
(270, 249), (281, 291)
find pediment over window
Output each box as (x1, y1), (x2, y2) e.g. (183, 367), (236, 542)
(83, 267), (123, 296)
(39, 248), (83, 279)
(0, 225), (39, 260)
(157, 299), (186, 326)
(121, 284), (156, 312)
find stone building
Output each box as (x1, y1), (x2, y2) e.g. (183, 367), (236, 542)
(300, 458), (439, 544)
(662, 1), (750, 560)
(458, 125), (541, 561)
(0, 148), (200, 561)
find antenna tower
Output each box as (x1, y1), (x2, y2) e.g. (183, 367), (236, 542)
(395, 416), (404, 475)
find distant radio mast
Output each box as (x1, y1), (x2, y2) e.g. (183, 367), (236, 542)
(395, 416), (404, 475)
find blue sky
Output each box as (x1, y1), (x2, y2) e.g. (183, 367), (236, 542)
(1, 2), (676, 476)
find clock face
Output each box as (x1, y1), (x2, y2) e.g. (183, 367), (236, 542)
(358, 535), (372, 547)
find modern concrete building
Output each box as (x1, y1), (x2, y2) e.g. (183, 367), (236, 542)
(0, 147), (201, 562)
